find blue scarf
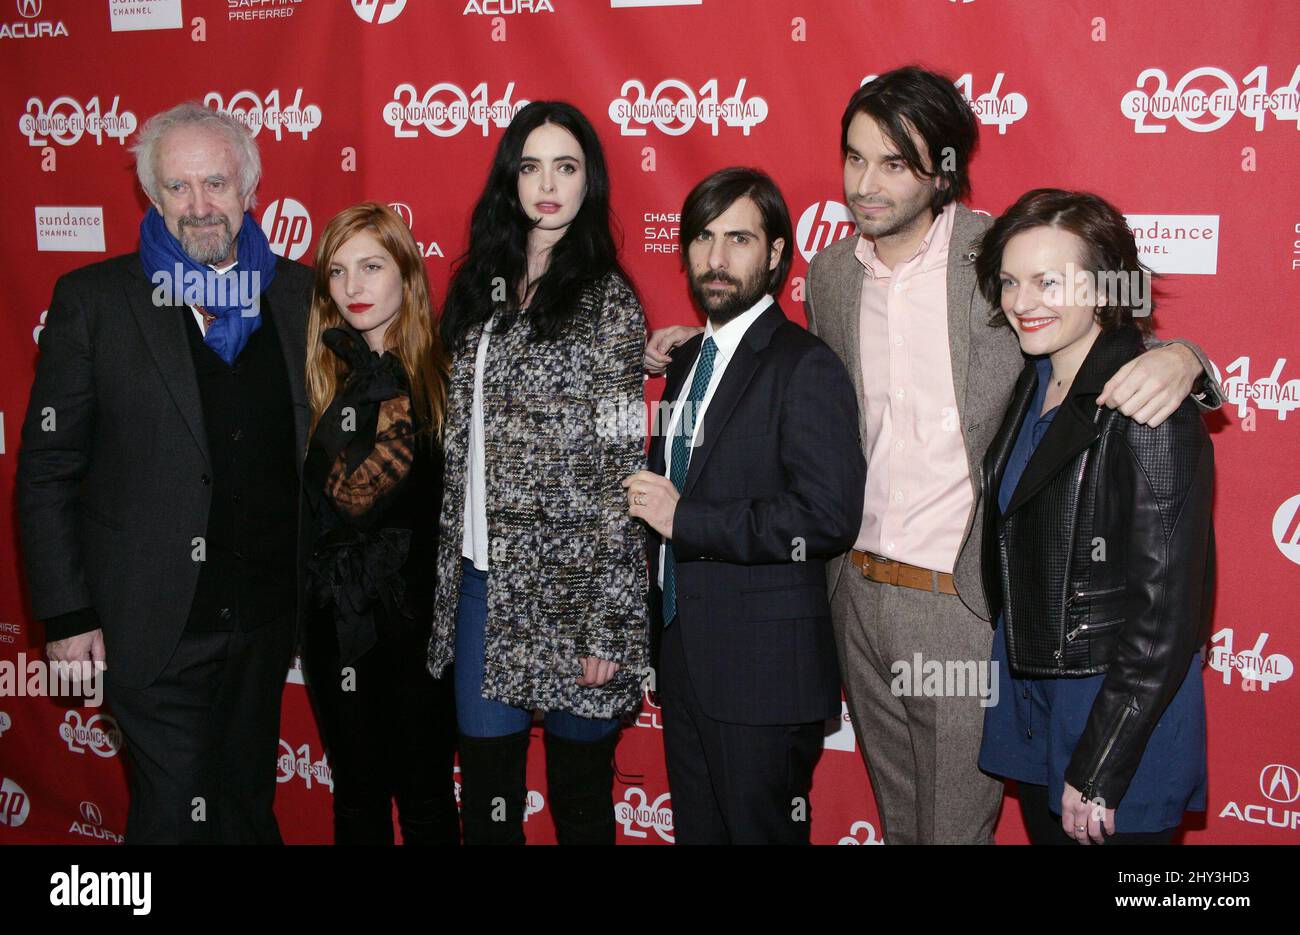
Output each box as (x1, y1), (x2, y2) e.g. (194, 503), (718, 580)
(139, 207), (279, 365)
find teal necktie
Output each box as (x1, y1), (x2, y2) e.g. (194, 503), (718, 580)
(662, 337), (717, 626)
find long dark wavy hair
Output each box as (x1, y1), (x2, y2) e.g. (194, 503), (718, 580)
(440, 100), (631, 349)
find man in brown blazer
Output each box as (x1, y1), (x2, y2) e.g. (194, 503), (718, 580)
(646, 66), (1220, 844)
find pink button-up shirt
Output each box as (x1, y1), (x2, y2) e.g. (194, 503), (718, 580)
(854, 202), (972, 574)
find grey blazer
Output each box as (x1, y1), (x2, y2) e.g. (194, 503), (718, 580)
(17, 253), (312, 688)
(804, 204), (1220, 622)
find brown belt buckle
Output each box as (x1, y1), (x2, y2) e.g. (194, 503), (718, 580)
(856, 550), (874, 580)
(864, 551), (896, 586)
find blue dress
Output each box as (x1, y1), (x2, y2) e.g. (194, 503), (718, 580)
(978, 358), (1207, 832)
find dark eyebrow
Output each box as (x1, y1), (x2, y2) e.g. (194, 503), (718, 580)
(845, 147), (906, 163)
(1000, 269), (1062, 280)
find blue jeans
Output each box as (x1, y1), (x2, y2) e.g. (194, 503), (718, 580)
(454, 559), (619, 742)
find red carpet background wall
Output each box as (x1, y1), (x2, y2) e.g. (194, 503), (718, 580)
(1, 0), (1297, 845)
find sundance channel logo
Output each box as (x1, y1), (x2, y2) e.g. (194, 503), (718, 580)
(1123, 215), (1219, 275)
(108, 0), (182, 31)
(35, 207), (105, 252)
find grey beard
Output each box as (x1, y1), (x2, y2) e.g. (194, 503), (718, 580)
(178, 216), (235, 265)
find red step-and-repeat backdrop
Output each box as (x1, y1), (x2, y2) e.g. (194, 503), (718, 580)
(1, 0), (1297, 845)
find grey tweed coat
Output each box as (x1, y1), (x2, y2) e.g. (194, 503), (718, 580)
(427, 271), (649, 719)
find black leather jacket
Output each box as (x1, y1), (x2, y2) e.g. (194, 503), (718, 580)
(980, 326), (1215, 807)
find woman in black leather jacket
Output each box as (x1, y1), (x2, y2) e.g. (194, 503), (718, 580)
(301, 202), (458, 843)
(974, 189), (1215, 845)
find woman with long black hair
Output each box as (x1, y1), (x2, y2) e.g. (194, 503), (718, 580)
(429, 101), (648, 844)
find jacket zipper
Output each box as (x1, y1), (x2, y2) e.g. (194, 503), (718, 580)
(1055, 453), (1090, 662)
(1064, 585), (1127, 641)
(1065, 618), (1123, 643)
(1082, 699), (1138, 800)
(1056, 408), (1105, 663)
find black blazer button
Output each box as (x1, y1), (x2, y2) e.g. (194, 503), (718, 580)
(200, 473), (211, 486)
(218, 607), (232, 621)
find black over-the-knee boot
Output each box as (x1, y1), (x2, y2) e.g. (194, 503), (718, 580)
(545, 730), (619, 845)
(456, 729), (530, 845)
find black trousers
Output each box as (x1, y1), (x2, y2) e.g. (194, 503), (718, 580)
(302, 609), (458, 845)
(1019, 782), (1178, 845)
(104, 615), (295, 844)
(659, 620), (824, 844)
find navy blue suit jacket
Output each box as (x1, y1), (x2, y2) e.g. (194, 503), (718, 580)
(646, 302), (865, 725)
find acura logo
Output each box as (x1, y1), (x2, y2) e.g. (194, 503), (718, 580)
(1260, 764), (1300, 804)
(17, 0), (41, 19)
(388, 202), (414, 228)
(79, 800), (102, 825)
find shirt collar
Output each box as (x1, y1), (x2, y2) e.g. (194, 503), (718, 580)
(702, 293), (774, 364)
(187, 261), (240, 312)
(854, 201), (956, 279)
(1031, 356), (1058, 422)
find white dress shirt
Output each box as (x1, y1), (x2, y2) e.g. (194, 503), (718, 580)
(188, 259), (239, 335)
(462, 317), (494, 571)
(657, 293), (774, 587)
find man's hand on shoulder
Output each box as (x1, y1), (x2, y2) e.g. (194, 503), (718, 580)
(1098, 341), (1203, 428)
(644, 325), (703, 375)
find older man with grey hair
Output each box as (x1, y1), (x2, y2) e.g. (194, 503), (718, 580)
(17, 101), (312, 843)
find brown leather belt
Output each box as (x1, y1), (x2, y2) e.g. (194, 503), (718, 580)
(850, 549), (958, 596)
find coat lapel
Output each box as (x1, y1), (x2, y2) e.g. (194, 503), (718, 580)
(947, 205), (986, 437)
(648, 333), (702, 477)
(1003, 327), (1146, 516)
(1002, 391), (1101, 517)
(683, 303), (785, 494)
(126, 256), (210, 467)
(833, 253), (868, 450)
